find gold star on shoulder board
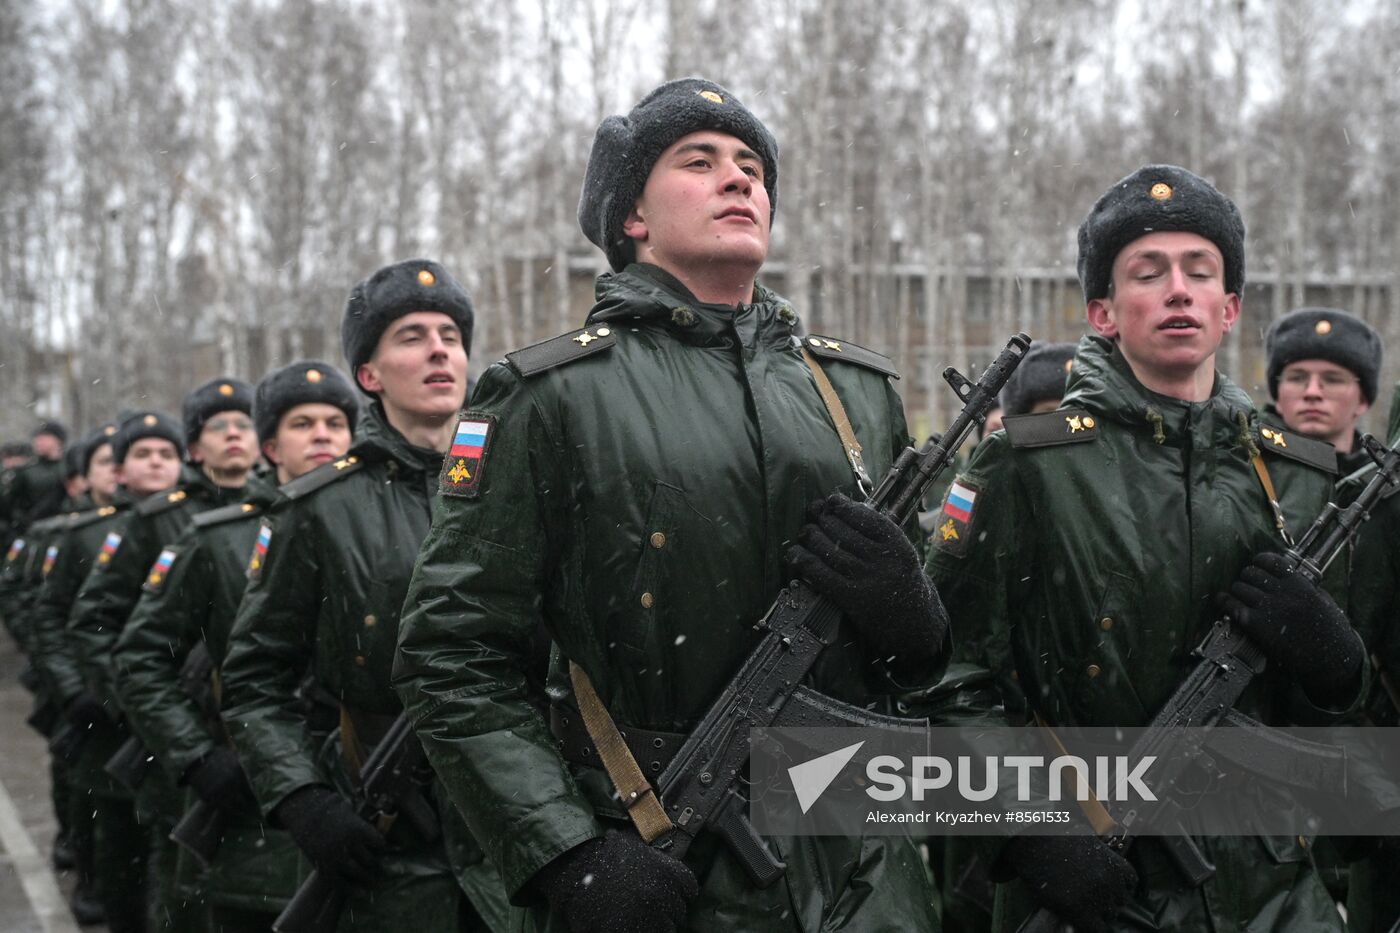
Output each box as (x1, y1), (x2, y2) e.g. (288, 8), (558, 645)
(1261, 428), (1287, 448)
(1066, 415), (1085, 432)
(822, 339), (842, 351)
(574, 330), (597, 346)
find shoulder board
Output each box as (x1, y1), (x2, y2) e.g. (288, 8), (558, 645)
(67, 504), (125, 530)
(277, 455), (365, 502)
(28, 513), (75, 535)
(506, 326), (617, 378)
(193, 501), (263, 529)
(136, 487), (191, 517)
(1004, 408), (1100, 448)
(1257, 426), (1338, 474)
(801, 335), (899, 379)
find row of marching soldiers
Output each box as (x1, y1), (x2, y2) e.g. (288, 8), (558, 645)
(0, 71), (1399, 933)
(0, 256), (503, 931)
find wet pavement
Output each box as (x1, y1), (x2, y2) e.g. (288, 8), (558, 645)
(0, 629), (90, 932)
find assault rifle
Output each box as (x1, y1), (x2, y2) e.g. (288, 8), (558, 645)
(105, 641), (215, 794)
(273, 712), (439, 933)
(645, 333), (1031, 885)
(1020, 432), (1400, 933)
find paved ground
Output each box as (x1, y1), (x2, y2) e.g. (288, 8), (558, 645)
(0, 628), (91, 932)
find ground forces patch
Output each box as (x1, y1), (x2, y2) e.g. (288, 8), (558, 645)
(440, 414), (495, 498)
(96, 531), (122, 566)
(247, 521), (272, 580)
(934, 479), (979, 557)
(144, 548), (178, 592)
(42, 545), (58, 577)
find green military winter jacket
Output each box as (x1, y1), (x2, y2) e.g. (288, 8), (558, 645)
(219, 405), (515, 932)
(114, 486), (305, 912)
(393, 263), (940, 932)
(927, 335), (1350, 932)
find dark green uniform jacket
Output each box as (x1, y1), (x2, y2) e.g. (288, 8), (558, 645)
(2, 456), (65, 534)
(393, 263), (941, 932)
(69, 468), (258, 816)
(927, 335), (1349, 932)
(219, 405), (514, 933)
(115, 487), (305, 913)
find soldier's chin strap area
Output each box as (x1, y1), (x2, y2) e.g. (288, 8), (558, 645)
(568, 662), (674, 843)
(801, 350), (872, 498)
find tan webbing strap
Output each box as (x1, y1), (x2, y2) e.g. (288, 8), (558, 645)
(568, 662), (673, 842)
(1033, 713), (1119, 837)
(339, 705), (368, 780)
(1249, 450), (1295, 547)
(801, 349), (873, 496)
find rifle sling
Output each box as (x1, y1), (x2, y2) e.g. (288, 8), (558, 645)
(568, 662), (673, 843)
(1032, 712), (1119, 837)
(801, 349), (872, 493)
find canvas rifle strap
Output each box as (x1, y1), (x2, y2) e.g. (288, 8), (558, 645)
(802, 349), (872, 495)
(1033, 712), (1119, 837)
(1239, 414), (1294, 547)
(569, 662), (673, 842)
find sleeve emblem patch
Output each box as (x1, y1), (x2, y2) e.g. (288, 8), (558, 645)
(96, 531), (122, 566)
(6, 538), (24, 564)
(144, 548), (177, 592)
(247, 521), (272, 580)
(440, 415), (495, 498)
(42, 545), (59, 577)
(934, 479), (979, 558)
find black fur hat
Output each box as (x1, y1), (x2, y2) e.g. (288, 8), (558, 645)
(33, 420), (68, 444)
(341, 259), (474, 394)
(1001, 341), (1077, 416)
(253, 361), (361, 442)
(1265, 308), (1383, 403)
(80, 420), (121, 475)
(1077, 165), (1245, 303)
(182, 377), (254, 445)
(578, 77), (779, 272)
(112, 411), (185, 465)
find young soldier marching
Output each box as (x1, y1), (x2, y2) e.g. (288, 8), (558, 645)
(115, 362), (360, 931)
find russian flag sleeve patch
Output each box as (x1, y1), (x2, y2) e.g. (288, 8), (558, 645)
(440, 414), (495, 498)
(933, 478), (980, 558)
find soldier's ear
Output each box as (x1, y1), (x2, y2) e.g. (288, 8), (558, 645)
(1086, 298), (1118, 339)
(1221, 293), (1240, 333)
(260, 438), (280, 467)
(355, 362), (383, 395)
(622, 203), (648, 242)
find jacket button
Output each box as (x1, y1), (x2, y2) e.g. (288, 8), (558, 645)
(364, 614), (377, 628)
(1100, 617), (1113, 631)
(649, 532), (666, 549)
(640, 592), (655, 609)
(1086, 663), (1102, 678)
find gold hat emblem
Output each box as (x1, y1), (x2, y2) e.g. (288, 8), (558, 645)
(418, 269), (436, 286)
(1063, 359), (1074, 373)
(143, 414), (157, 426)
(218, 383), (234, 396)
(305, 369), (323, 383)
(1150, 182), (1173, 201)
(1315, 319), (1332, 335)
(698, 90), (724, 104)
(104, 425), (117, 435)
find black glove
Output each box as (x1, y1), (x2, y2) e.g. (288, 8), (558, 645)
(786, 493), (948, 670)
(1222, 551), (1364, 708)
(529, 830), (698, 933)
(183, 746), (253, 810)
(64, 691), (110, 730)
(274, 785), (385, 884)
(1004, 834), (1137, 933)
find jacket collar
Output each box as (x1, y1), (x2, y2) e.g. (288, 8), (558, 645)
(179, 463), (255, 508)
(1062, 335), (1260, 449)
(586, 263), (799, 351)
(350, 403), (443, 475)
